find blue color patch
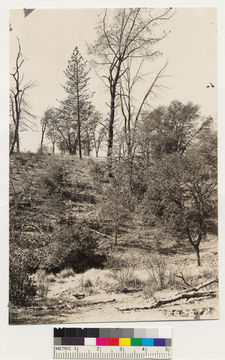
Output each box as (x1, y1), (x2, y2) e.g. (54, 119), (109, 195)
(142, 338), (154, 346)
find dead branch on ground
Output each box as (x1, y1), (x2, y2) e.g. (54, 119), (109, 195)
(117, 278), (218, 312)
(175, 278), (218, 296)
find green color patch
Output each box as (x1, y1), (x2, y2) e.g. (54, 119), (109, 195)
(131, 338), (142, 346)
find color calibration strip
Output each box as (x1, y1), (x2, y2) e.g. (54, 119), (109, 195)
(54, 328), (172, 359)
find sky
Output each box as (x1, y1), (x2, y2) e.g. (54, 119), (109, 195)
(10, 7), (217, 152)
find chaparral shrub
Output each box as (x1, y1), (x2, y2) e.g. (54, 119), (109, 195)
(44, 223), (99, 273)
(9, 247), (37, 305)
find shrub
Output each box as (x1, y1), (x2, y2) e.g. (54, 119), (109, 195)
(84, 279), (93, 288)
(104, 255), (127, 270)
(9, 249), (37, 305)
(41, 163), (71, 198)
(44, 223), (99, 273)
(90, 162), (108, 183)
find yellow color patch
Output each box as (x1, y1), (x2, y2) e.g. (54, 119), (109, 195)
(119, 338), (131, 346)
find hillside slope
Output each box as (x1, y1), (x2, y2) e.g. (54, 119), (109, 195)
(9, 153), (218, 324)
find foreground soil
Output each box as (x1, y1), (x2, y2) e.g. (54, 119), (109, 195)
(10, 239), (219, 325)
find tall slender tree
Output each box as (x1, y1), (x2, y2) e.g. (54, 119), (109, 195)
(63, 47), (93, 159)
(89, 8), (173, 168)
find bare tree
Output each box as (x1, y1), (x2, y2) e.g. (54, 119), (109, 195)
(10, 38), (36, 155)
(119, 58), (167, 161)
(89, 8), (173, 168)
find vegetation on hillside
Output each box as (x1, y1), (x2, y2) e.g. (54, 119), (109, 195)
(9, 8), (217, 321)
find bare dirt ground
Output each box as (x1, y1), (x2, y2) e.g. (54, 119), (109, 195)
(10, 239), (218, 325)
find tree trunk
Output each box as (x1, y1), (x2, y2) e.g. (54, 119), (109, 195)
(195, 245), (201, 266)
(107, 98), (115, 163)
(186, 226), (202, 267)
(77, 118), (82, 159)
(52, 142), (55, 154)
(107, 85), (117, 174)
(76, 88), (82, 160)
(10, 122), (19, 155)
(95, 149), (99, 158)
(40, 123), (46, 152)
(16, 134), (20, 153)
(87, 141), (91, 156)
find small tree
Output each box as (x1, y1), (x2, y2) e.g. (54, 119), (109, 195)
(100, 165), (135, 245)
(101, 184), (129, 245)
(55, 98), (79, 155)
(84, 110), (106, 157)
(143, 149), (217, 266)
(40, 108), (57, 154)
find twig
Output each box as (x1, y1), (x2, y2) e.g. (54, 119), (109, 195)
(175, 272), (191, 287)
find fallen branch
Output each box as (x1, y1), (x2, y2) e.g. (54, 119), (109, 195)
(118, 291), (217, 312)
(175, 278), (218, 296)
(150, 291), (217, 309)
(26, 299), (116, 311)
(80, 299), (116, 307)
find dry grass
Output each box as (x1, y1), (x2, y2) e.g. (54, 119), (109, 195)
(78, 276), (94, 292)
(47, 273), (57, 282)
(110, 267), (140, 287)
(59, 268), (75, 278)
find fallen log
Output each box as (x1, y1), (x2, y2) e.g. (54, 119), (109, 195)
(118, 291), (217, 312)
(73, 298), (116, 308)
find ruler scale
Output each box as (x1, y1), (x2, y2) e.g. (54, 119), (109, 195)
(53, 328), (172, 359)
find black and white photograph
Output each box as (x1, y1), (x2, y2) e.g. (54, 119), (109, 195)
(9, 7), (218, 325)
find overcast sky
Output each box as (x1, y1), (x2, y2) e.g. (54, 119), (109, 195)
(10, 7), (217, 152)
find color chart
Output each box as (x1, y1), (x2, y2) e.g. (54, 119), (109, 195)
(54, 327), (172, 359)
